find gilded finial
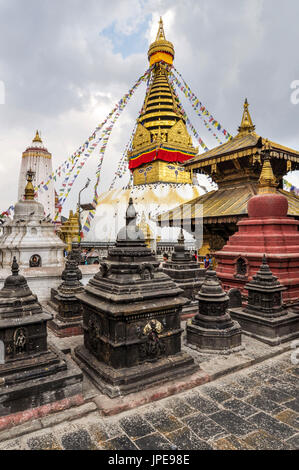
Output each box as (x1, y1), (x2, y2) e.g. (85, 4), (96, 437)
(258, 156), (278, 194)
(237, 98), (255, 135)
(156, 17), (166, 41)
(148, 17), (174, 66)
(24, 170), (35, 201)
(33, 130), (42, 143)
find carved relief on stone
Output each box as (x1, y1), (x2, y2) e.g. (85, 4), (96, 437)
(99, 262), (111, 278)
(87, 313), (101, 353)
(14, 328), (27, 355)
(139, 319), (165, 361)
(138, 263), (154, 280)
(234, 256), (248, 278)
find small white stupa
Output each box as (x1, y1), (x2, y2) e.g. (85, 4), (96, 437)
(0, 170), (65, 269)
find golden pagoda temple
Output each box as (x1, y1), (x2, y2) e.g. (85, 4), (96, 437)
(158, 99), (299, 254)
(128, 17), (198, 185)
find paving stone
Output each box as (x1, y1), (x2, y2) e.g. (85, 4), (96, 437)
(143, 409), (183, 434)
(134, 432), (174, 450)
(277, 373), (298, 386)
(119, 415), (155, 440)
(264, 377), (298, 398)
(284, 399), (299, 413)
(165, 426), (212, 450)
(260, 386), (293, 404)
(0, 439), (22, 450)
(27, 433), (62, 450)
(247, 412), (297, 440)
(184, 392), (220, 414)
(209, 410), (257, 437)
(285, 434), (299, 450)
(164, 397), (194, 418)
(243, 430), (290, 450)
(61, 429), (97, 450)
(274, 410), (299, 428)
(183, 412), (225, 440)
(212, 434), (253, 450)
(101, 434), (138, 450)
(222, 398), (258, 418)
(235, 375), (260, 389)
(87, 421), (123, 442)
(246, 394), (285, 415)
(200, 386), (231, 403)
(219, 382), (249, 399)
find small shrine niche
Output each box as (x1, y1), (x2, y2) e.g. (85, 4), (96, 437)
(29, 254), (42, 267)
(235, 257), (247, 278)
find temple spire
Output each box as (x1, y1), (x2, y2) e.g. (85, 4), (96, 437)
(258, 151), (278, 194)
(33, 130), (42, 143)
(156, 16), (166, 41)
(238, 98), (255, 136)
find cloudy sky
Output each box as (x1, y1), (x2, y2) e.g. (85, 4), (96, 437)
(0, 0), (299, 214)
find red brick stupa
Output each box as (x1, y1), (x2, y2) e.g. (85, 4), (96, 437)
(215, 154), (299, 306)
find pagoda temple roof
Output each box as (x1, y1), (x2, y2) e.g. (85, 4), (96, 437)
(158, 185), (299, 225)
(184, 99), (299, 173)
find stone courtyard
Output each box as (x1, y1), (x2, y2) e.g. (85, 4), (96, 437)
(0, 345), (297, 451)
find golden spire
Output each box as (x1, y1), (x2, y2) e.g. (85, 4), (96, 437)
(237, 98), (255, 136)
(156, 16), (166, 41)
(258, 152), (278, 194)
(148, 17), (174, 66)
(33, 130), (42, 143)
(24, 170), (35, 201)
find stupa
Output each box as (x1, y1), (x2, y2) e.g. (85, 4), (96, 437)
(83, 18), (202, 246)
(215, 154), (299, 306)
(18, 131), (55, 220)
(161, 228), (206, 317)
(48, 242), (84, 337)
(186, 269), (242, 354)
(74, 198), (198, 397)
(0, 258), (82, 416)
(229, 256), (299, 345)
(0, 170), (65, 270)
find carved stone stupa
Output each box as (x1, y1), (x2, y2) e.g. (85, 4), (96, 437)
(161, 228), (206, 317)
(186, 269), (242, 354)
(74, 198), (198, 397)
(0, 258), (82, 416)
(229, 255), (299, 345)
(48, 242), (84, 337)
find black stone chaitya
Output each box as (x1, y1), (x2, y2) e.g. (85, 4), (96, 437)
(74, 199), (198, 397)
(229, 255), (299, 345)
(161, 229), (206, 317)
(0, 258), (82, 416)
(186, 269), (242, 353)
(48, 242), (84, 337)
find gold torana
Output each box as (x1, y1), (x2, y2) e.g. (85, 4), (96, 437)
(128, 17), (198, 185)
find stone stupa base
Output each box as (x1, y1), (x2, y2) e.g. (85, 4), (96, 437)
(74, 345), (198, 398)
(0, 344), (83, 417)
(48, 315), (83, 338)
(186, 321), (243, 355)
(229, 308), (299, 346)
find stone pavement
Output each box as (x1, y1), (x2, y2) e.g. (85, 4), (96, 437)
(0, 350), (297, 450)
